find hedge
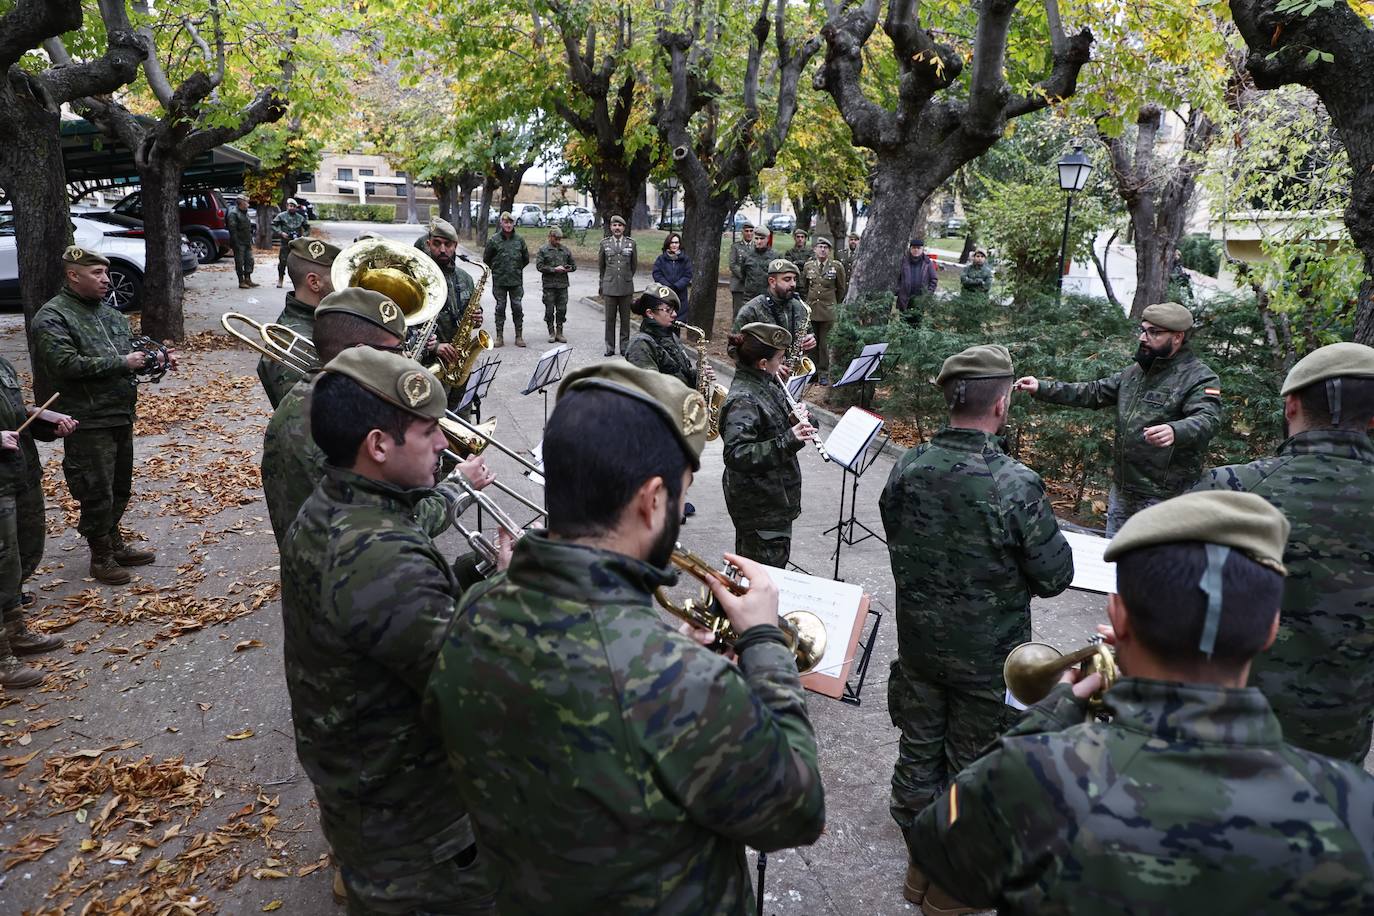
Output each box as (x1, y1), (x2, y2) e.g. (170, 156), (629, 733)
(314, 202), (397, 222)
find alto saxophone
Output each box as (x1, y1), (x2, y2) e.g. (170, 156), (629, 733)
(429, 254), (492, 389)
(787, 299), (816, 378)
(674, 321), (726, 441)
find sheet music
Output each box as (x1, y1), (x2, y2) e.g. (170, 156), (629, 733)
(786, 372), (814, 399)
(524, 344), (571, 394)
(759, 564), (866, 680)
(524, 441), (546, 487)
(859, 342), (888, 360)
(1063, 530), (1115, 593)
(823, 407), (885, 472)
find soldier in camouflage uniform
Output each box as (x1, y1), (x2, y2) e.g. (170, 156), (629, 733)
(624, 286), (698, 388)
(738, 233), (774, 301)
(31, 246), (174, 586)
(256, 237), (339, 409)
(728, 221), (756, 316)
(801, 238), (847, 385)
(1193, 342), (1374, 764)
(534, 225), (576, 343)
(782, 228), (811, 270)
(281, 348), (497, 915)
(424, 360), (825, 915)
(909, 491), (1374, 915)
(720, 323), (818, 567)
(598, 215), (638, 356)
(1016, 301), (1224, 534)
(483, 212), (530, 347)
(958, 248), (993, 295)
(271, 198), (310, 288)
(879, 345), (1073, 903)
(733, 259), (818, 374)
(414, 218), (479, 413)
(226, 195), (257, 288)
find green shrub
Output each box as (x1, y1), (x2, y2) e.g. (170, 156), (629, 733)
(1178, 233), (1221, 277)
(315, 202), (397, 222)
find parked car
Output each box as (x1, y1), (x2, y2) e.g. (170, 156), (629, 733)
(657, 208), (685, 231)
(722, 212), (752, 232)
(513, 204), (546, 227)
(105, 188), (231, 264)
(547, 205), (597, 230)
(941, 216), (967, 236)
(0, 212), (197, 313)
(469, 202), (500, 227)
(766, 213), (796, 232)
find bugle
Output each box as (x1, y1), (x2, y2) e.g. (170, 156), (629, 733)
(221, 312), (318, 376)
(1003, 638), (1118, 707)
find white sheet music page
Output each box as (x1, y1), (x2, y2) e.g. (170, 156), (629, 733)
(823, 407), (885, 472)
(786, 372), (814, 399)
(760, 565), (865, 680)
(1063, 530), (1115, 593)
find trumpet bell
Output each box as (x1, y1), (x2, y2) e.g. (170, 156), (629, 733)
(440, 416), (497, 458)
(783, 610), (827, 674)
(1003, 640), (1117, 707)
(331, 237), (447, 329)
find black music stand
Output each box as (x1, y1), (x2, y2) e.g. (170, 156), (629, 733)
(522, 344), (573, 427)
(821, 412), (889, 581)
(832, 343), (886, 410)
(841, 608), (882, 706)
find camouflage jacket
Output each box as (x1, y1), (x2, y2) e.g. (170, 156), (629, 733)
(837, 246), (858, 275)
(226, 207), (254, 247)
(597, 235), (638, 297)
(879, 427), (1073, 689)
(412, 236), (476, 351)
(1034, 347), (1224, 499)
(482, 231), (529, 288)
(720, 366), (804, 530)
(261, 384), (448, 547)
(423, 532), (825, 915)
(960, 262), (994, 293)
(534, 242), (576, 289)
(728, 240), (752, 293)
(1194, 428), (1374, 763)
(30, 287), (136, 429)
(738, 248), (774, 299)
(280, 467), (478, 882)
(801, 258), (847, 321)
(0, 356), (45, 496)
(783, 244), (812, 270)
(256, 293), (315, 409)
(624, 320), (698, 388)
(271, 208), (309, 240)
(733, 293), (808, 344)
(912, 679), (1374, 914)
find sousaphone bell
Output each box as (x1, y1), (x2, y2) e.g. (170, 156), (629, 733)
(330, 237), (447, 343)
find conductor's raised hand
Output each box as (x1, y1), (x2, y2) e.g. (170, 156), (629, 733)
(1013, 376), (1039, 395)
(708, 553), (778, 635)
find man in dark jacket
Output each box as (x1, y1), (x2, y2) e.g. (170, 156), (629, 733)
(895, 238), (938, 322)
(482, 212), (530, 347)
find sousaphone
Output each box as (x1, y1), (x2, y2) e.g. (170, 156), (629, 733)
(330, 237), (447, 340)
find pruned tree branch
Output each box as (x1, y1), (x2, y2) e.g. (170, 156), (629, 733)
(0, 0), (82, 72)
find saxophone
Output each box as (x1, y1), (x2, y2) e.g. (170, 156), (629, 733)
(674, 321), (727, 441)
(429, 254), (492, 389)
(787, 299), (816, 378)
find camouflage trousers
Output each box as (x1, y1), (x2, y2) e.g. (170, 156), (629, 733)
(19, 467), (45, 581)
(340, 843), (495, 915)
(542, 287), (568, 328)
(492, 286), (524, 334)
(1105, 485), (1162, 537)
(734, 526), (791, 569)
(232, 242), (254, 279)
(0, 493), (20, 614)
(888, 660), (1020, 858)
(62, 425), (134, 540)
(277, 241), (291, 279)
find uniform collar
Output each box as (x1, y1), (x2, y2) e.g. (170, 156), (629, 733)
(640, 317), (676, 339)
(282, 292), (316, 320)
(932, 426), (1003, 452)
(506, 531), (676, 604)
(320, 466), (434, 511)
(61, 284), (103, 307)
(1105, 677), (1284, 747)
(1278, 427), (1374, 461)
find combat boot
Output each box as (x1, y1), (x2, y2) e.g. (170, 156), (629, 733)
(247, 278), (261, 288)
(5, 618), (64, 656)
(555, 326), (566, 343)
(238, 278), (250, 289)
(547, 324), (556, 343)
(921, 883), (977, 916)
(88, 537), (131, 586)
(0, 631), (44, 689)
(904, 862), (929, 905)
(514, 325), (526, 347)
(495, 333), (505, 348)
(111, 531), (156, 566)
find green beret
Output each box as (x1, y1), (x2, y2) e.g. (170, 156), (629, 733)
(1279, 342), (1374, 396)
(288, 237), (341, 268)
(548, 226), (564, 239)
(794, 229), (808, 237)
(935, 344), (1014, 386)
(62, 245), (110, 268)
(1140, 302), (1194, 332)
(848, 232), (860, 240)
(428, 218), (458, 242)
(637, 285), (680, 313)
(314, 287), (407, 338)
(557, 359), (707, 470)
(768, 258), (799, 276)
(815, 237), (832, 248)
(610, 215), (626, 226)
(1103, 491), (1290, 576)
(321, 348), (446, 420)
(741, 220), (754, 229)
(499, 211), (513, 222)
(741, 322), (791, 351)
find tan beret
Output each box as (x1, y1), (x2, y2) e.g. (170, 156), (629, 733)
(314, 287), (407, 338)
(741, 220), (754, 229)
(62, 245), (110, 268)
(321, 348), (446, 420)
(499, 211), (513, 222)
(1280, 342), (1374, 396)
(1140, 302), (1194, 332)
(610, 215), (626, 226)
(557, 359), (707, 469)
(768, 258), (799, 276)
(1103, 491), (1290, 576)
(935, 344), (1014, 386)
(637, 285), (680, 313)
(815, 237), (832, 248)
(548, 226), (564, 239)
(428, 218), (458, 241)
(974, 248), (988, 257)
(740, 322), (791, 351)
(848, 232), (860, 240)
(288, 237), (341, 268)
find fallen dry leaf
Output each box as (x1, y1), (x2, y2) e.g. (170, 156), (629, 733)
(225, 729), (255, 741)
(263, 901), (283, 912)
(234, 639), (265, 652)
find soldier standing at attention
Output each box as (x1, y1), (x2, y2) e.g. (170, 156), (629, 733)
(280, 348), (499, 915)
(598, 215), (638, 356)
(424, 361), (825, 915)
(879, 344), (1072, 910)
(31, 246), (176, 586)
(271, 197), (310, 289)
(1015, 302), (1224, 534)
(1194, 342), (1374, 764)
(959, 248), (993, 295)
(482, 212), (530, 348)
(801, 238), (847, 386)
(909, 491), (1374, 915)
(624, 286), (698, 388)
(256, 238), (339, 409)
(720, 323), (817, 567)
(733, 260), (817, 371)
(783, 228), (811, 268)
(534, 225), (575, 343)
(227, 195), (258, 289)
(728, 221), (756, 317)
(739, 231), (774, 302)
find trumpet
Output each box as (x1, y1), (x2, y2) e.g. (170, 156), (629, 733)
(436, 474), (526, 576)
(1003, 637), (1118, 707)
(777, 378), (830, 463)
(653, 545), (827, 673)
(221, 312), (318, 376)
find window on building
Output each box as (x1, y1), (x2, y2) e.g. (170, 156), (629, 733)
(337, 167), (354, 184)
(359, 168), (377, 196)
(298, 175), (317, 192)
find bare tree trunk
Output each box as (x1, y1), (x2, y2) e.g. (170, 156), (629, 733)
(821, 198), (847, 241)
(139, 163), (188, 340)
(434, 176), (452, 223)
(1091, 228), (1122, 311)
(404, 174), (418, 224)
(680, 197), (733, 331)
(632, 183), (651, 231)
(847, 154), (934, 303)
(457, 172), (480, 235)
(477, 180), (495, 244)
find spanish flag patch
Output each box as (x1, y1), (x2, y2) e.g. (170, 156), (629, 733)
(948, 782), (959, 826)
(1204, 387), (1221, 396)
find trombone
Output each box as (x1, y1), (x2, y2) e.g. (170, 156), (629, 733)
(435, 474), (527, 575)
(221, 312), (318, 376)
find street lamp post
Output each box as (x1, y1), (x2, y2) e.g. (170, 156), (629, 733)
(1055, 145), (1094, 307)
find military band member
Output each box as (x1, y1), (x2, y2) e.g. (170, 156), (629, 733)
(534, 226), (576, 343)
(879, 345), (1073, 906)
(598, 215), (638, 356)
(271, 198), (310, 288)
(959, 248), (993, 295)
(1194, 342), (1374, 764)
(281, 348), (497, 915)
(424, 360), (825, 914)
(801, 238), (847, 385)
(624, 285), (699, 388)
(1015, 301), (1223, 534)
(909, 491), (1374, 914)
(31, 246), (176, 586)
(256, 237), (340, 409)
(483, 212), (530, 348)
(227, 195), (257, 289)
(728, 221), (756, 316)
(733, 259), (817, 374)
(415, 218), (480, 412)
(720, 323), (817, 567)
